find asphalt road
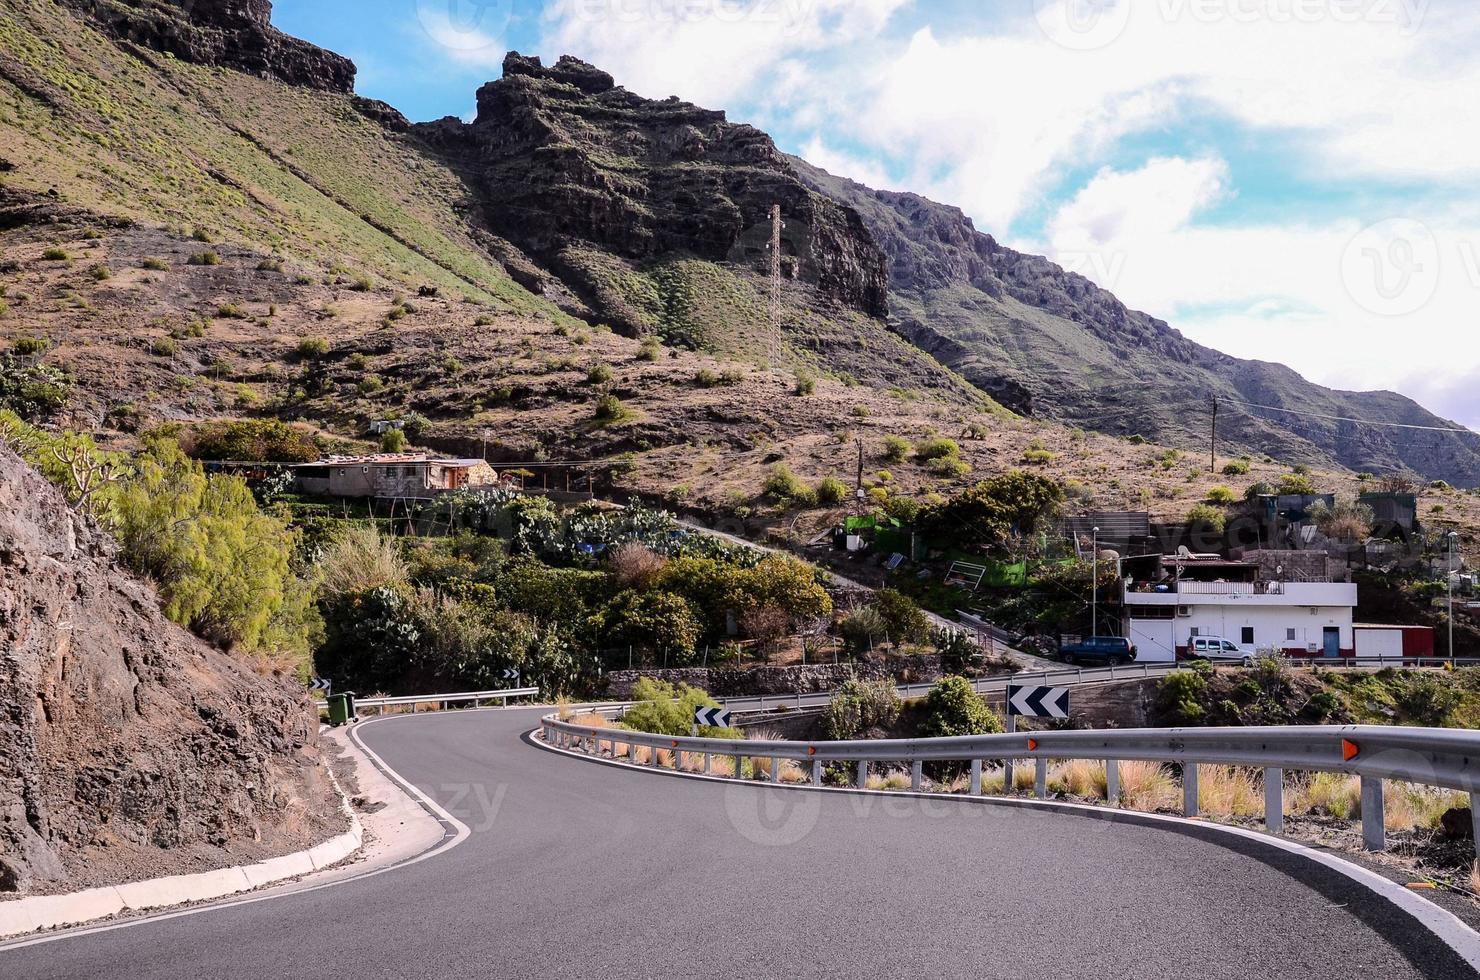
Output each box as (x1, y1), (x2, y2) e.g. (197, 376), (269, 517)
(4, 708), (1474, 979)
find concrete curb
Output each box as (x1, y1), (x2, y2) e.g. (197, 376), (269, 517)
(0, 766), (364, 940)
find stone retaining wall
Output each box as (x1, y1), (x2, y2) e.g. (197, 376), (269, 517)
(604, 655), (940, 700)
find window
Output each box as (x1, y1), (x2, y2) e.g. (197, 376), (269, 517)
(1286, 628), (1298, 641)
(1190, 627), (1201, 638)
(1241, 627), (1255, 645)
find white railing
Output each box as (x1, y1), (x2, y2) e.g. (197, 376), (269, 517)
(351, 688), (540, 715)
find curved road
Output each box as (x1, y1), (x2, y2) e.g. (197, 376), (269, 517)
(3, 708), (1472, 979)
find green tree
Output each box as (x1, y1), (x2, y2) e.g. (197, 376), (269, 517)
(594, 590), (701, 664)
(621, 678), (738, 737)
(822, 679), (902, 740)
(873, 588), (929, 644)
(920, 676), (1001, 738)
(918, 470), (1063, 551)
(189, 419), (319, 463)
(380, 428), (408, 453)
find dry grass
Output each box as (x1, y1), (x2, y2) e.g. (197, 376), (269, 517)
(1196, 766), (1263, 818)
(1050, 759), (1108, 799)
(865, 770), (912, 791)
(1118, 760), (1179, 812)
(1382, 782), (1467, 832)
(778, 760), (808, 784)
(1288, 772), (1361, 820)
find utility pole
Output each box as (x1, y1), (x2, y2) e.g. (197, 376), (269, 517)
(1209, 395), (1219, 473)
(1449, 531), (1460, 659)
(1092, 526), (1100, 638)
(768, 204), (783, 368)
(854, 436), (865, 517)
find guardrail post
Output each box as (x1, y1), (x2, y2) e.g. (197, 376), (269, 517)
(1264, 767), (1283, 835)
(735, 754), (744, 780)
(911, 760), (923, 792)
(703, 753), (712, 775)
(1105, 759), (1119, 805)
(770, 757), (781, 784)
(1184, 765), (1200, 817)
(651, 744), (663, 769)
(1361, 776), (1385, 851)
(970, 759), (982, 796)
(812, 758), (823, 786)
(1004, 758), (1015, 795)
(1471, 793), (1480, 862)
(1035, 758), (1047, 800)
(856, 761), (869, 789)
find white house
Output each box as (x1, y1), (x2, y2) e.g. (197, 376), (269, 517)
(1123, 557), (1357, 662)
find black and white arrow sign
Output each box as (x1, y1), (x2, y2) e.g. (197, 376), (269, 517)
(501, 668), (520, 682)
(310, 677), (332, 694)
(694, 706), (733, 729)
(1007, 684), (1069, 719)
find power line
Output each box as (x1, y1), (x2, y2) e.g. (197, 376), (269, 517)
(1219, 397), (1479, 436)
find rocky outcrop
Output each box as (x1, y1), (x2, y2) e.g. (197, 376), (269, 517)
(416, 53), (889, 329)
(0, 447), (340, 896)
(62, 0), (355, 92)
(792, 157), (1480, 486)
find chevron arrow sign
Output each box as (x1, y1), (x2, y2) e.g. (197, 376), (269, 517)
(694, 706), (733, 729)
(501, 668), (520, 682)
(1007, 684), (1069, 719)
(309, 677), (332, 694)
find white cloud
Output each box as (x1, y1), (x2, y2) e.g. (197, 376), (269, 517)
(797, 137), (895, 191)
(412, 5), (510, 72)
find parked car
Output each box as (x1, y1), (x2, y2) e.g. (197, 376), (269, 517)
(1185, 636), (1255, 666)
(1060, 636), (1138, 666)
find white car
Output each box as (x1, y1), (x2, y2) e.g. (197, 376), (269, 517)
(1186, 636), (1255, 666)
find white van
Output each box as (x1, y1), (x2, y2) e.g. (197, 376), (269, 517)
(1186, 636), (1255, 666)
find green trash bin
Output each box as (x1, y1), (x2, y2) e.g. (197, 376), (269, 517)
(327, 694), (350, 727)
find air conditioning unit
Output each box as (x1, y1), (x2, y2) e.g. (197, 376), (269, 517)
(1177, 606), (1192, 618)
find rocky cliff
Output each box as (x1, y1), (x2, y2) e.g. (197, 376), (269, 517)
(0, 447), (342, 896)
(416, 53), (889, 335)
(61, 0), (354, 92)
(792, 157), (1480, 485)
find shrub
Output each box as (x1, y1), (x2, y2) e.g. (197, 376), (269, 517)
(622, 679), (737, 737)
(928, 456), (972, 478)
(815, 476), (849, 505)
(794, 372), (816, 396)
(190, 419), (319, 463)
(1206, 486), (1238, 505)
(593, 393), (630, 423)
(762, 464), (817, 506)
(839, 606), (887, 654)
(916, 437), (961, 463)
(609, 542), (668, 591)
(190, 226), (213, 243)
(380, 428), (408, 453)
(88, 264), (112, 281)
(1244, 481), (1275, 501)
(442, 355), (463, 376)
(295, 337), (329, 360)
(1185, 503), (1227, 533)
(215, 303), (246, 319)
(636, 336), (661, 362)
(347, 352), (369, 371)
(257, 258), (284, 272)
(0, 359), (71, 419)
(350, 274), (374, 292)
(1126, 434), (1147, 445)
(874, 588), (929, 644)
(917, 471), (1064, 549)
(11, 336), (48, 357)
(822, 680), (902, 740)
(474, 314), (496, 327)
(934, 628), (979, 675)
(595, 592), (700, 665)
(694, 368), (720, 388)
(187, 251), (221, 266)
(1022, 447), (1055, 465)
(41, 247), (69, 261)
(358, 374), (385, 394)
(882, 435), (913, 463)
(313, 525), (410, 598)
(1279, 473), (1316, 495)
(1221, 459), (1251, 476)
(920, 676), (1001, 738)
(1156, 669), (1209, 723)
(587, 363), (614, 384)
(150, 337), (178, 357)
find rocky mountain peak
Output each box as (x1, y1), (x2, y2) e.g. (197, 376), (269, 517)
(500, 51), (615, 95)
(62, 0), (355, 92)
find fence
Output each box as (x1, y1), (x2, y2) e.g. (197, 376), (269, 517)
(351, 688), (540, 716)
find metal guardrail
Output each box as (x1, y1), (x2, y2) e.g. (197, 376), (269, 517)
(541, 712), (1480, 859)
(353, 688), (540, 715)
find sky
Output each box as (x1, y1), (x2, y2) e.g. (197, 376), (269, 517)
(274, 0), (1480, 430)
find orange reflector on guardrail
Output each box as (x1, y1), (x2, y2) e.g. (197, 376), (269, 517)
(672, 740), (679, 748)
(1342, 739), (1360, 762)
(1027, 738), (1039, 751)
(808, 746), (816, 756)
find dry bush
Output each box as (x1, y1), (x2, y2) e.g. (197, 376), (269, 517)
(740, 604), (791, 656)
(314, 524), (409, 597)
(1012, 765), (1037, 793)
(1196, 766), (1262, 818)
(1383, 782), (1467, 832)
(609, 542), (668, 590)
(866, 770), (911, 791)
(778, 760), (808, 784)
(571, 711), (614, 728)
(1051, 759), (1108, 799)
(1118, 761), (1179, 811)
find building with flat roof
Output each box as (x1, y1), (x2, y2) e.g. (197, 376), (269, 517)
(291, 454), (498, 499)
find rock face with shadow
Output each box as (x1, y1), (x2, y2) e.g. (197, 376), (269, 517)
(0, 446), (341, 897)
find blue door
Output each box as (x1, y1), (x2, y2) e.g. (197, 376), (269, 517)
(1323, 628), (1341, 658)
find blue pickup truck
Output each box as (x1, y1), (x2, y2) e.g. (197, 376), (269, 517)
(1059, 636), (1138, 666)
